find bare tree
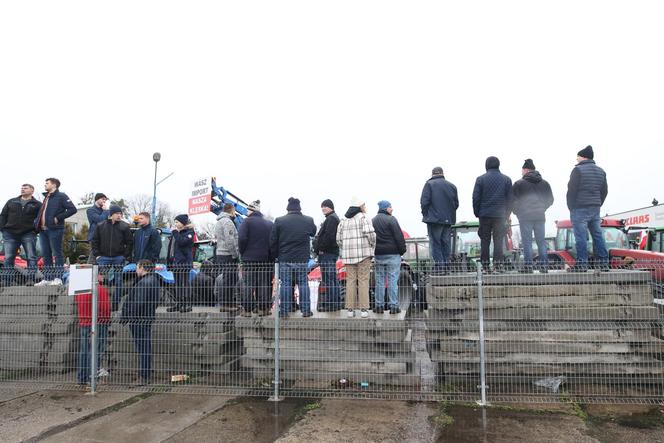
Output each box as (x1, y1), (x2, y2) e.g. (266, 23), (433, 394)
(196, 222), (217, 240)
(79, 192), (95, 205)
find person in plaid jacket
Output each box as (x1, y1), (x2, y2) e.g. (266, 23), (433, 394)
(336, 197), (376, 318)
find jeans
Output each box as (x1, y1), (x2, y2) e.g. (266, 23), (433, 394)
(571, 207), (608, 267)
(243, 262), (273, 312)
(318, 253), (341, 309)
(39, 228), (65, 280)
(215, 255), (238, 306)
(128, 323), (153, 381)
(519, 220), (548, 268)
(96, 256), (125, 307)
(1, 231), (38, 283)
(427, 224), (452, 269)
(279, 262), (311, 315)
(479, 217), (506, 269)
(374, 255), (401, 308)
(173, 264), (192, 308)
(78, 324), (108, 384)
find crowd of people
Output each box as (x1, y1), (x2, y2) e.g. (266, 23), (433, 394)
(0, 145), (610, 384)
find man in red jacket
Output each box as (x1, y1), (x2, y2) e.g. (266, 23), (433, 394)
(75, 277), (111, 386)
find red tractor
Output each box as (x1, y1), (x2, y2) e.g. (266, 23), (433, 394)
(546, 218), (664, 281)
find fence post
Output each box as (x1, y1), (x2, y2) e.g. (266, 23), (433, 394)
(268, 262), (283, 402)
(476, 261), (489, 406)
(90, 265), (99, 394)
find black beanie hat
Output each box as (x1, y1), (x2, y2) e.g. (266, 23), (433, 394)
(94, 193), (107, 202)
(174, 214), (189, 225)
(577, 145), (594, 159)
(522, 158), (536, 170)
(321, 199), (334, 210)
(286, 197), (301, 212)
(485, 156), (500, 170)
(109, 205), (123, 216)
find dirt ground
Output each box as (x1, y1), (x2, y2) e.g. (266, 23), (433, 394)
(2, 388), (664, 442)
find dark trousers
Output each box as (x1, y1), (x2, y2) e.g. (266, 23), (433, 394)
(173, 264), (191, 308)
(215, 255), (238, 306)
(318, 253), (341, 309)
(128, 323), (152, 381)
(479, 217), (506, 269)
(427, 224), (452, 270)
(243, 262), (273, 312)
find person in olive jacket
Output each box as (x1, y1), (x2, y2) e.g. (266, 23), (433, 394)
(511, 159), (554, 273)
(372, 201), (407, 314)
(0, 183), (42, 283)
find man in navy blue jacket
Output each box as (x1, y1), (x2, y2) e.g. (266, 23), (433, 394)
(34, 178), (77, 283)
(238, 200), (274, 316)
(472, 157), (512, 272)
(420, 167), (459, 273)
(133, 212), (162, 263)
(120, 260), (161, 385)
(86, 193), (109, 263)
(566, 145), (609, 271)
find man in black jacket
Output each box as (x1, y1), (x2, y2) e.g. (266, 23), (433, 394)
(270, 197), (317, 317)
(92, 205), (133, 308)
(420, 167), (458, 273)
(314, 199), (341, 311)
(34, 178), (78, 283)
(372, 201), (406, 314)
(512, 159), (554, 273)
(238, 200), (274, 316)
(566, 145), (609, 271)
(472, 157), (513, 272)
(120, 260), (161, 385)
(0, 184), (42, 284)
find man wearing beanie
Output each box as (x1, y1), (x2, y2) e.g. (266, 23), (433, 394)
(91, 204), (133, 309)
(372, 201), (406, 314)
(420, 166), (459, 273)
(512, 159), (554, 273)
(314, 199), (341, 311)
(472, 157), (513, 272)
(86, 192), (109, 263)
(566, 145), (609, 271)
(169, 214), (196, 313)
(270, 197), (317, 318)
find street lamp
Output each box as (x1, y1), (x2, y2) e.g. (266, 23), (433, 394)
(151, 152), (161, 222)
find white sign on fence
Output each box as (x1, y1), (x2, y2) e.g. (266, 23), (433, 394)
(68, 264), (93, 296)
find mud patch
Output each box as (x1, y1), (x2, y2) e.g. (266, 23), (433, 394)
(165, 397), (312, 443)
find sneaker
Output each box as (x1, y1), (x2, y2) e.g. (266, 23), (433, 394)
(35, 279), (51, 287)
(49, 278), (63, 286)
(166, 305), (180, 313)
(97, 368), (109, 377)
(519, 268), (534, 274)
(219, 305), (238, 312)
(179, 305), (192, 313)
(360, 309), (369, 318)
(389, 306), (401, 315)
(374, 306), (384, 314)
(258, 309), (271, 317)
(240, 309), (252, 317)
(347, 309), (355, 318)
(302, 311), (313, 318)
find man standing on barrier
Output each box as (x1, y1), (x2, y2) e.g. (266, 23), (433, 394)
(133, 212), (161, 263)
(91, 205), (133, 310)
(238, 200), (274, 317)
(0, 183), (41, 285)
(313, 199), (341, 312)
(372, 201), (406, 314)
(420, 166), (458, 274)
(86, 193), (109, 263)
(271, 197), (316, 318)
(120, 260), (160, 386)
(566, 145), (609, 272)
(168, 214), (195, 313)
(214, 203), (240, 312)
(472, 157), (513, 273)
(34, 177), (77, 285)
(512, 159), (554, 273)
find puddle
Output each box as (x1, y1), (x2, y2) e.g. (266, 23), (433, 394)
(165, 396), (314, 443)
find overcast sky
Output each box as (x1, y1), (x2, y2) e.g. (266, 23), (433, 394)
(1, 1), (662, 236)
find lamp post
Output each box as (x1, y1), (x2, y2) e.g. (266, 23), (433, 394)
(151, 152), (161, 222)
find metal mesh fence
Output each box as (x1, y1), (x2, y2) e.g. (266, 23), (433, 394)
(1, 259), (663, 404)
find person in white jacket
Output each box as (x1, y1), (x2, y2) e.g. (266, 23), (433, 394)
(337, 197), (376, 318)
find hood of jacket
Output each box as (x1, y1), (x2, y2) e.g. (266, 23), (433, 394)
(345, 206), (362, 218)
(523, 170), (543, 184)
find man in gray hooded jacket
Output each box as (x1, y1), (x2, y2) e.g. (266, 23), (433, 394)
(214, 203), (239, 309)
